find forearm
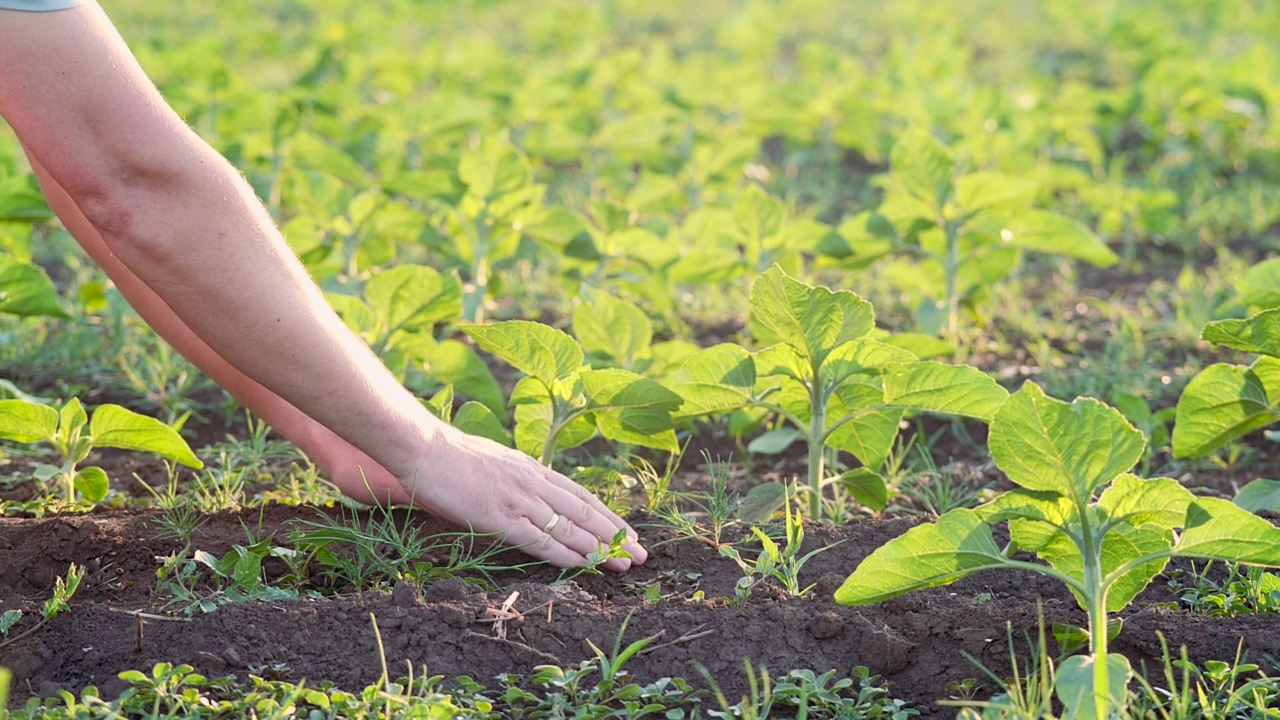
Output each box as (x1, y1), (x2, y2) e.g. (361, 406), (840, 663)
(0, 6), (441, 489)
(23, 149), (413, 506)
(0, 3), (648, 570)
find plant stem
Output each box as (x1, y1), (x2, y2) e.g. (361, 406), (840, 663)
(808, 383), (826, 519)
(1080, 524), (1111, 720)
(943, 220), (960, 347)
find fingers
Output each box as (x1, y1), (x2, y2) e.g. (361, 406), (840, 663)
(504, 517), (591, 569)
(533, 479), (645, 567)
(538, 466), (649, 565)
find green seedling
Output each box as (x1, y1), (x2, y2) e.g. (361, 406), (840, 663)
(556, 528), (633, 584)
(667, 264), (1007, 518)
(383, 129), (545, 324)
(822, 129), (1117, 342)
(159, 540), (305, 616)
(1166, 561), (1280, 617)
(0, 563), (82, 651)
(288, 505), (513, 592)
(0, 251), (67, 319)
(1173, 306), (1280, 460)
(326, 262), (505, 415)
(720, 493), (837, 599)
(838, 381), (1280, 720)
(460, 319), (684, 465)
(0, 397), (202, 504)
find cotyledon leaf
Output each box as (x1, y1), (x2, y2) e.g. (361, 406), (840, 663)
(1233, 479), (1280, 514)
(90, 405), (202, 468)
(835, 508), (1006, 606)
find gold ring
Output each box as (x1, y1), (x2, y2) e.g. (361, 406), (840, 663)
(542, 513), (561, 534)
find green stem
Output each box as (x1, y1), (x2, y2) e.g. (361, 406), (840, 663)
(808, 383), (826, 519)
(943, 220), (961, 346)
(1078, 518), (1111, 720)
(1087, 573), (1111, 720)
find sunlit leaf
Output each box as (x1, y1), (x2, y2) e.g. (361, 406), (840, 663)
(89, 405), (203, 468)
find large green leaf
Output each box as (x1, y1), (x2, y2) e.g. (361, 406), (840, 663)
(89, 405), (202, 468)
(573, 293), (652, 367)
(0, 399), (59, 443)
(889, 129), (954, 214)
(1172, 358), (1280, 458)
(835, 508), (1006, 606)
(457, 130), (531, 199)
(1236, 257), (1280, 309)
(953, 172), (1039, 215)
(1233, 478), (1280, 513)
(1200, 309), (1280, 357)
(1097, 474), (1194, 530)
(883, 361), (1009, 421)
(453, 401), (511, 447)
(1033, 522), (1172, 612)
(0, 255), (68, 319)
(510, 377), (593, 459)
(989, 382), (1144, 500)
(999, 210), (1118, 268)
(419, 339), (506, 417)
(749, 264), (873, 368)
(365, 264), (461, 337)
(732, 186), (785, 244)
(1173, 497), (1280, 566)
(460, 320), (583, 388)
(582, 369), (683, 452)
(664, 344), (755, 419)
(822, 339), (916, 386)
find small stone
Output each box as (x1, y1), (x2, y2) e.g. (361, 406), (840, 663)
(197, 651), (227, 673)
(223, 647), (242, 666)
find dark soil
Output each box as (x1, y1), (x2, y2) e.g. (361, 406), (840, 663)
(3, 505), (1279, 717)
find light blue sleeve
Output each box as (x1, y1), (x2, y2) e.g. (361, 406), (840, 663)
(0, 0), (87, 11)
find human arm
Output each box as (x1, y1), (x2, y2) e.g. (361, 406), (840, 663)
(0, 3), (646, 570)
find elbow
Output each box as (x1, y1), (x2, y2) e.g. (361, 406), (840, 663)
(58, 136), (219, 270)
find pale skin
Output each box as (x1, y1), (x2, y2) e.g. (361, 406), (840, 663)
(0, 2), (647, 571)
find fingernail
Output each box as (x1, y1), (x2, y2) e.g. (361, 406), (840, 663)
(626, 543), (648, 565)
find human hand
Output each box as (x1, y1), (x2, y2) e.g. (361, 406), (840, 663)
(315, 423), (647, 571)
(402, 425), (647, 571)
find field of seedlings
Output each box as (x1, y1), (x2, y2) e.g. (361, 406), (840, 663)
(6, 0), (1280, 717)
